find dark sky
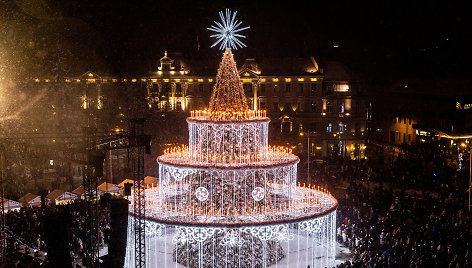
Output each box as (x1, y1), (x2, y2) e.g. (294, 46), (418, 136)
(1, 0), (472, 80)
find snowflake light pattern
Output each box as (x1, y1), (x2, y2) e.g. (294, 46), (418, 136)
(207, 9), (250, 50)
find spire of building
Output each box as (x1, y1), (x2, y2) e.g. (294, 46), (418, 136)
(208, 49), (249, 117)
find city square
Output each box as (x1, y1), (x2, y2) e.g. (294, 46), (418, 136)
(1, 1), (471, 267)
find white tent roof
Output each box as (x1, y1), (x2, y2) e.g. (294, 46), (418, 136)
(57, 192), (78, 201)
(2, 199), (23, 210)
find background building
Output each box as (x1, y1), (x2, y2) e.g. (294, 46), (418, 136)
(31, 51), (368, 159)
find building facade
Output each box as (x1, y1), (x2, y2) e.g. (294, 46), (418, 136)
(33, 52), (368, 158)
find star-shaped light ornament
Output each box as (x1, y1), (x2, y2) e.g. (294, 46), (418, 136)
(207, 9), (250, 50)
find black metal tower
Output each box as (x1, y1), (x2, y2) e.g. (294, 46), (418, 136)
(0, 150), (6, 267)
(129, 118), (150, 268)
(82, 126), (100, 267)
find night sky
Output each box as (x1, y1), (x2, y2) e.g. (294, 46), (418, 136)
(1, 0), (472, 82)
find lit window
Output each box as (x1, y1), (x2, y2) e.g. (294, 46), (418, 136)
(334, 84), (349, 92)
(327, 123), (332, 133)
(339, 103), (345, 113)
(338, 122), (345, 133)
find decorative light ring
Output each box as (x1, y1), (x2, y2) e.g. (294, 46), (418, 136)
(173, 226), (222, 244)
(299, 217), (326, 234)
(157, 155), (300, 170)
(139, 204), (337, 229)
(220, 229), (245, 247)
(252, 187), (265, 202)
(160, 165), (197, 182)
(242, 226), (274, 241)
(186, 117), (270, 124)
(274, 224), (294, 241)
(145, 221), (165, 238)
(195, 186), (209, 202)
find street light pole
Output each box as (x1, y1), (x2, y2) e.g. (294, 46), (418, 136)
(303, 130), (316, 185)
(307, 133), (310, 185)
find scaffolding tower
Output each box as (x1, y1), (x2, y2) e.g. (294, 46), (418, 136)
(82, 126), (101, 267)
(129, 118), (150, 268)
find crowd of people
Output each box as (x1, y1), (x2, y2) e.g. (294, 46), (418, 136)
(331, 141), (472, 268)
(3, 199), (112, 266)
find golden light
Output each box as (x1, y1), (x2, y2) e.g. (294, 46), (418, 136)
(310, 78), (318, 82)
(461, 143), (466, 147)
(299, 132), (304, 136)
(115, 128), (120, 133)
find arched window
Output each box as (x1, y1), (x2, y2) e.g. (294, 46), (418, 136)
(338, 122), (345, 133)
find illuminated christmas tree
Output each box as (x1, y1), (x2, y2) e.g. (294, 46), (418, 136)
(208, 49), (249, 117)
